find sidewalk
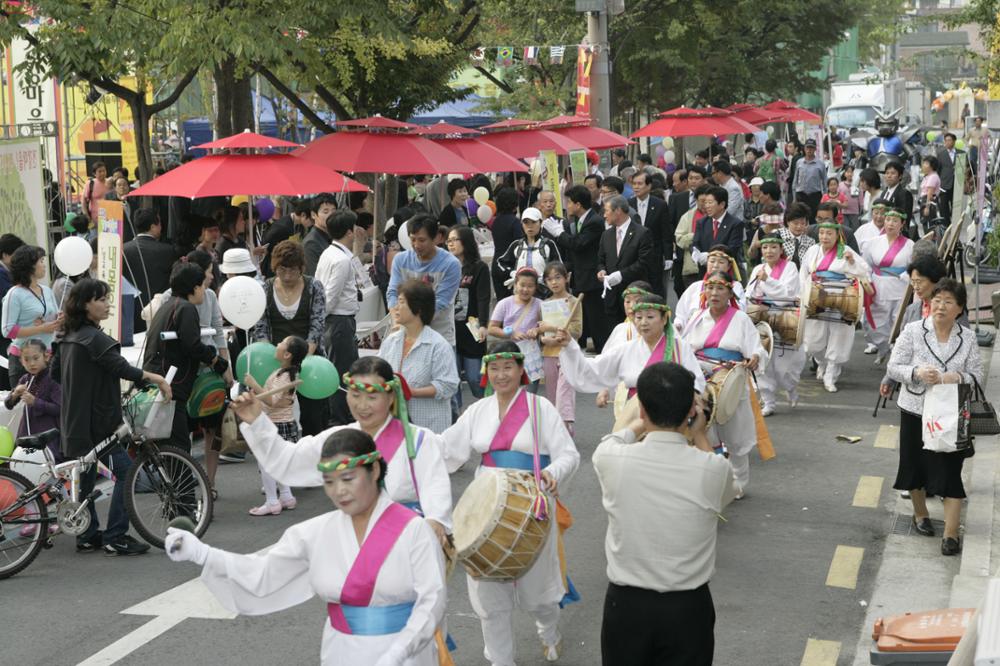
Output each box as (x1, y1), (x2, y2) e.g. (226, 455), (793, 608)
(852, 325), (1000, 665)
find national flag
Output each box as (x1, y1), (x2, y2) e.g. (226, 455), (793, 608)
(497, 46), (514, 67)
(523, 46), (539, 65)
(470, 48), (485, 63)
(550, 46), (565, 65)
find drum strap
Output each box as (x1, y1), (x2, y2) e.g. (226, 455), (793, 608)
(703, 306), (738, 349)
(874, 236), (908, 276)
(628, 330), (679, 399)
(481, 390), (529, 467)
(376, 419), (425, 509)
(815, 247), (838, 272)
(327, 502), (418, 635)
(770, 257), (788, 280)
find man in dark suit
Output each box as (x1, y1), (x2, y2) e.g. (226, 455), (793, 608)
(544, 185), (609, 351)
(629, 171), (670, 296)
(598, 194), (656, 323)
(691, 185), (744, 274)
(935, 133), (964, 224)
(667, 166), (708, 297)
(122, 208), (177, 333)
(303, 192), (337, 276)
(879, 161), (914, 234)
(437, 178), (470, 227)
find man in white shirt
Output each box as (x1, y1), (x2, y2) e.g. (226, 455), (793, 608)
(711, 160), (744, 219)
(593, 361), (736, 665)
(314, 209), (362, 424)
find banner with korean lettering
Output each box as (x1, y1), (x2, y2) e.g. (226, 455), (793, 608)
(575, 46), (593, 118)
(96, 200), (124, 340)
(540, 149), (563, 218)
(4, 36), (62, 179)
(0, 139), (46, 251)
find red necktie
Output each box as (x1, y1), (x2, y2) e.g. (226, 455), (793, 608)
(712, 218), (720, 241)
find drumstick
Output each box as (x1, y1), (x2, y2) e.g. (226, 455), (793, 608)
(230, 379), (304, 408)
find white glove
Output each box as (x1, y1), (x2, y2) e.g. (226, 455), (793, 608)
(374, 647), (406, 666)
(605, 271), (622, 288)
(542, 218), (564, 237)
(691, 247), (707, 265)
(663, 259), (674, 271)
(165, 527), (210, 565)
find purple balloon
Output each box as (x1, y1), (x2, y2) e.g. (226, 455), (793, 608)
(255, 198), (276, 223)
(466, 199), (479, 217)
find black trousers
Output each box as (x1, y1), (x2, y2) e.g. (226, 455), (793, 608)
(795, 191), (822, 222)
(939, 189), (953, 226)
(324, 314), (358, 426)
(601, 582), (715, 666)
(579, 289), (609, 353)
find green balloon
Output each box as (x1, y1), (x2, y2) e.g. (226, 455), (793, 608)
(236, 342), (281, 386)
(0, 426), (14, 459)
(298, 355), (340, 399)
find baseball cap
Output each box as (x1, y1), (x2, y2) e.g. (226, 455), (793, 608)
(804, 138), (817, 148)
(521, 207), (543, 222)
(749, 177), (764, 187)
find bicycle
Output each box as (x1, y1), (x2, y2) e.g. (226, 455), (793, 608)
(0, 389), (214, 579)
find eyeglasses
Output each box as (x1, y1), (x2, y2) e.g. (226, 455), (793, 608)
(446, 237), (460, 244)
(275, 266), (302, 275)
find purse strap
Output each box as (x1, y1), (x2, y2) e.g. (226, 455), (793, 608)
(971, 374), (988, 402)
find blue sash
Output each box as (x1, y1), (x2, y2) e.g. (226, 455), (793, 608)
(340, 602), (414, 635)
(878, 266), (906, 276)
(487, 450), (551, 471)
(700, 347), (743, 362)
(400, 501), (423, 514)
(816, 270), (848, 280)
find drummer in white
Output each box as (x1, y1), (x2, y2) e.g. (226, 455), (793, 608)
(799, 221), (871, 393)
(681, 271), (766, 496)
(674, 246), (747, 333)
(747, 233), (805, 415)
(231, 356), (453, 543)
(441, 341), (580, 666)
(166, 429), (446, 666)
(862, 208), (913, 364)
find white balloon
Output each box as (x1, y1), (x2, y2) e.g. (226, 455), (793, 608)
(477, 205), (492, 224)
(661, 137), (674, 149)
(54, 236), (93, 277)
(473, 186), (490, 205)
(664, 150), (676, 164)
(218, 275), (266, 330)
(398, 220), (412, 251)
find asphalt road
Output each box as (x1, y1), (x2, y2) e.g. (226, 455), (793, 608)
(1, 336), (914, 666)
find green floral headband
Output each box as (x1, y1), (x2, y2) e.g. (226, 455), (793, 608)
(341, 372), (417, 461)
(317, 450), (382, 473)
(759, 236), (783, 245)
(622, 286), (651, 299)
(482, 351), (525, 364)
(884, 209), (905, 220)
(342, 372), (399, 394)
(632, 302), (670, 313)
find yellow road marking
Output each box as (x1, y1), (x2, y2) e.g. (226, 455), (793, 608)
(853, 476), (884, 508)
(800, 638), (841, 666)
(826, 545), (864, 589)
(874, 424), (898, 449)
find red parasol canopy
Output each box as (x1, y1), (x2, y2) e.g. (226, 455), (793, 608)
(726, 104), (783, 126)
(535, 114), (592, 129)
(762, 100), (822, 124)
(295, 131), (477, 175)
(410, 121), (482, 137)
(631, 106), (760, 138)
(478, 128), (586, 158)
(194, 130), (301, 151)
(549, 125), (632, 150)
(432, 138), (526, 172)
(126, 153), (369, 198)
(337, 115), (418, 131)
(480, 118), (536, 131)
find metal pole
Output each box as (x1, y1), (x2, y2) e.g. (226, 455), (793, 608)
(587, 9), (611, 130)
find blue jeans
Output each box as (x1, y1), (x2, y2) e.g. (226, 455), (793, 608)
(453, 351), (485, 412)
(78, 444), (134, 544)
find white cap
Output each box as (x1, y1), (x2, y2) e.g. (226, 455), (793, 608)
(521, 207), (543, 222)
(749, 177), (765, 187)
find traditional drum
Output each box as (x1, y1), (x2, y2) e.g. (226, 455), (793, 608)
(801, 277), (862, 325)
(768, 309), (801, 347)
(452, 468), (551, 581)
(756, 321), (774, 358)
(701, 363), (746, 425)
(186, 371), (228, 418)
(747, 301), (769, 324)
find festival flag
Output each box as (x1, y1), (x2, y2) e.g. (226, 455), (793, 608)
(470, 47), (485, 63)
(549, 46), (565, 65)
(497, 46), (514, 67)
(575, 46), (594, 117)
(523, 46), (539, 65)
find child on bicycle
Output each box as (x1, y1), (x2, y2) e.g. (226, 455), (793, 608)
(242, 335), (308, 516)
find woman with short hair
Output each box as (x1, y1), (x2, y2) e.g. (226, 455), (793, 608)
(1, 245), (60, 386)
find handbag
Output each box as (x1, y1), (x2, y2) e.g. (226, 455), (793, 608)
(968, 376), (1000, 436)
(219, 409), (248, 455)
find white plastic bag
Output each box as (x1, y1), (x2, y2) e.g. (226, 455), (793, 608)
(922, 384), (959, 452)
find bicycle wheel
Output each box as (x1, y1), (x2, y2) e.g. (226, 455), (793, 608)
(124, 444), (213, 549)
(0, 469), (48, 580)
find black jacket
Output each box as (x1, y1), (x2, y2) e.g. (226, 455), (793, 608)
(142, 297), (218, 403)
(303, 226), (332, 277)
(123, 234), (178, 333)
(597, 221), (656, 309)
(546, 208), (605, 293)
(692, 212), (745, 261)
(54, 324), (144, 457)
(880, 185), (915, 226)
(629, 194), (670, 264)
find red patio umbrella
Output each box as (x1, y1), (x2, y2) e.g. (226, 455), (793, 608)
(480, 118), (536, 131)
(295, 131), (477, 175)
(126, 153), (369, 198)
(337, 115), (418, 131)
(536, 115), (592, 129)
(762, 100), (822, 124)
(631, 106), (760, 138)
(478, 128), (586, 158)
(194, 130), (301, 151)
(534, 114), (632, 150)
(726, 104), (783, 127)
(432, 138), (526, 172)
(411, 121), (482, 137)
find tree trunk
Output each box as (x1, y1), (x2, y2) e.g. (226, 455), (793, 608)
(214, 58), (235, 138)
(129, 97), (154, 185)
(232, 73), (253, 134)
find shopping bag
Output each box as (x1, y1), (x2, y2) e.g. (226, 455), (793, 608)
(922, 384), (959, 452)
(219, 409), (248, 455)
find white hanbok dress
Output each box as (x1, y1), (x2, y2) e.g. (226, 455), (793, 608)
(854, 222), (882, 256)
(604, 318), (637, 351)
(200, 494), (445, 666)
(799, 244), (871, 384)
(682, 306), (766, 490)
(862, 234), (913, 356)
(746, 258), (805, 407)
(240, 415), (453, 530)
(441, 390), (580, 666)
(674, 279), (747, 333)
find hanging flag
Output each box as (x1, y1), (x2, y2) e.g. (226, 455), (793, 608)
(575, 46), (594, 118)
(470, 48), (485, 63)
(550, 46), (565, 65)
(497, 47), (514, 67)
(523, 46), (539, 65)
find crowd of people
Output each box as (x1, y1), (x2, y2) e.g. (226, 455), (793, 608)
(0, 124), (988, 664)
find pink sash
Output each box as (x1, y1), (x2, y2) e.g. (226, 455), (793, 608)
(770, 257), (788, 280)
(481, 390), (529, 467)
(628, 334), (680, 399)
(874, 236), (907, 276)
(327, 502), (418, 634)
(376, 419), (406, 463)
(816, 247), (837, 272)
(704, 306), (738, 349)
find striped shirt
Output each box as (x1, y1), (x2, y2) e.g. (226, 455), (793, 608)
(378, 326), (459, 433)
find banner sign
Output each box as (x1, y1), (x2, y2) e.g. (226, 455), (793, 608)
(0, 139), (46, 250)
(540, 149), (563, 218)
(96, 200), (124, 340)
(575, 46), (593, 117)
(569, 149), (588, 185)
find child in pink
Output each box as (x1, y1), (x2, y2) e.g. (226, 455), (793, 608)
(536, 262), (582, 435)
